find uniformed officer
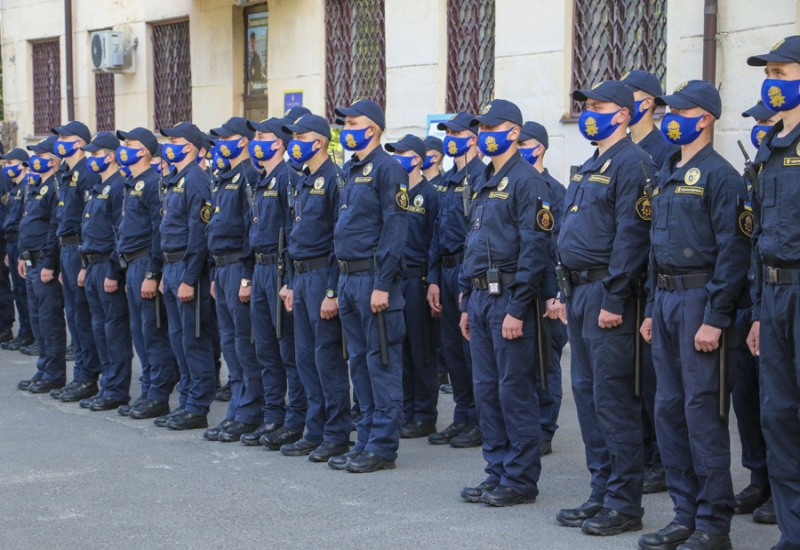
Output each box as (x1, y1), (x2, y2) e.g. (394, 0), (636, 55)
(243, 116), (308, 451)
(421, 136), (445, 188)
(0, 143), (16, 345)
(156, 122), (216, 430)
(51, 121), (102, 403)
(746, 36), (800, 550)
(457, 99), (553, 507)
(16, 136), (67, 393)
(75, 132), (133, 411)
(556, 80), (653, 535)
(635, 81), (749, 550)
(1, 148), (35, 352)
(426, 112), (484, 448)
(728, 99), (778, 524)
(517, 120), (567, 457)
(115, 127), (177, 420)
(384, 133), (440, 439)
(329, 99), (407, 473)
(204, 117), (264, 442)
(280, 113), (352, 460)
(622, 70), (680, 169)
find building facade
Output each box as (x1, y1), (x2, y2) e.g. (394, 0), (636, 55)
(1, 0), (798, 183)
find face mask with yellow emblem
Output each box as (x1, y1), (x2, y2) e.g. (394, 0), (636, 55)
(248, 139), (278, 165)
(659, 113), (703, 145)
(116, 146), (142, 167)
(442, 136), (470, 158)
(54, 140), (79, 159)
(288, 139), (317, 164)
(578, 109), (620, 142)
(760, 78), (800, 112)
(751, 124), (772, 149)
(477, 130), (514, 157)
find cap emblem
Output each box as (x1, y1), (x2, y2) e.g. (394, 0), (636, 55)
(674, 82), (688, 93)
(481, 104), (492, 115)
(772, 39), (786, 52)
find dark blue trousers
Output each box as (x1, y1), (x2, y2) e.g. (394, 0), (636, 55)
(440, 263), (476, 425)
(568, 280), (644, 518)
(339, 272), (404, 461)
(759, 283), (800, 550)
(535, 319), (566, 442)
(125, 256), (177, 403)
(652, 286), (734, 534)
(215, 262), (263, 425)
(0, 242), (15, 332)
(469, 289), (541, 498)
(731, 308), (769, 485)
(61, 244), (101, 383)
(401, 276), (439, 424)
(162, 262), (216, 416)
(25, 263), (66, 384)
(641, 343), (662, 467)
(7, 241), (32, 338)
(85, 263), (133, 402)
(251, 262), (306, 432)
(293, 267), (351, 445)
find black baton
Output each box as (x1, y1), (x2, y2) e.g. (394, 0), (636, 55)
(195, 282), (201, 339)
(720, 328), (729, 420)
(342, 323), (349, 361)
(635, 293), (643, 398)
(535, 297), (550, 391)
(373, 249), (389, 366)
(155, 291), (161, 329)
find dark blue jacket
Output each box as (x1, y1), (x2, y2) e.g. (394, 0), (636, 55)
(0, 171), (12, 231)
(248, 160), (293, 256)
(1, 175), (24, 238)
(404, 178), (439, 273)
(117, 167), (164, 274)
(334, 146), (408, 292)
(57, 157), (100, 238)
(636, 125), (679, 171)
(81, 172), (126, 280)
(19, 174), (60, 269)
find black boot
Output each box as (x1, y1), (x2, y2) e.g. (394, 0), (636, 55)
(581, 507), (642, 536)
(556, 499), (603, 527)
(638, 522), (693, 550)
(734, 482), (770, 514)
(240, 422), (282, 446)
(753, 497), (777, 524)
(676, 531), (732, 550)
(644, 465), (667, 494)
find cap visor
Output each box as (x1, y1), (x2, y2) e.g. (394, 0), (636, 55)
(572, 89), (617, 104)
(115, 130), (130, 141)
(384, 143), (412, 153)
(334, 107), (360, 119)
(283, 124), (310, 135)
(655, 94), (698, 110)
(470, 114), (504, 128)
(80, 144), (103, 153)
(742, 105), (777, 119)
(51, 126), (71, 136)
(437, 121), (470, 132)
(209, 126), (232, 138)
(747, 53), (798, 66)
(159, 128), (182, 138)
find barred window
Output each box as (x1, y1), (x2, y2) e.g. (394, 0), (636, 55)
(32, 40), (61, 135)
(151, 20), (192, 130)
(95, 72), (115, 132)
(324, 0), (386, 123)
(446, 0), (495, 115)
(571, 0), (667, 116)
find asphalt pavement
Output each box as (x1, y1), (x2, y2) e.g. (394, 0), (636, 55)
(0, 344), (781, 550)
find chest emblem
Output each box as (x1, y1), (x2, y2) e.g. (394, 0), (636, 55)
(39, 185), (49, 196)
(363, 163), (373, 176)
(414, 195), (424, 207)
(71, 172), (79, 184)
(497, 177), (508, 192)
(134, 181), (145, 192)
(103, 185), (111, 195)
(268, 177), (276, 190)
(314, 177), (325, 190)
(684, 168), (701, 185)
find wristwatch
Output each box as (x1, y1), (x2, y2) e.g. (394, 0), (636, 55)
(326, 288), (337, 299)
(241, 278), (252, 288)
(144, 271), (157, 280)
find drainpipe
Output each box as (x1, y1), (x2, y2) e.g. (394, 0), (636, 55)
(65, 0), (74, 121)
(702, 0), (718, 84)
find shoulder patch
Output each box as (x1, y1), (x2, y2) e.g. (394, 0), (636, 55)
(200, 201), (212, 223)
(396, 184), (409, 211)
(536, 199), (553, 232)
(737, 200), (754, 237)
(636, 195), (652, 221)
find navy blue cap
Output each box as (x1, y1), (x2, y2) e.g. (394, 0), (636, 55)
(655, 80), (722, 119)
(437, 113), (476, 133)
(209, 117), (255, 140)
(27, 135), (58, 154)
(424, 136), (443, 155)
(384, 134), (426, 160)
(81, 131), (121, 153)
(518, 121), (549, 149)
(2, 148), (30, 162)
(284, 106), (311, 119)
(282, 114), (332, 140)
(470, 99), (524, 128)
(334, 99), (386, 130)
(621, 70), (664, 97)
(573, 80), (635, 117)
(247, 117), (291, 148)
(160, 122), (205, 151)
(52, 120), (91, 143)
(116, 127), (159, 156)
(201, 133), (212, 154)
(742, 99), (778, 120)
(748, 36), (800, 66)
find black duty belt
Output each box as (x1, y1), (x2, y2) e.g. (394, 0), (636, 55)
(403, 262), (428, 280)
(59, 234), (80, 246)
(763, 265), (800, 286)
(442, 252), (464, 268)
(293, 256), (328, 273)
(338, 258), (373, 274)
(567, 267), (610, 287)
(213, 250), (244, 267)
(471, 272), (516, 291)
(120, 247), (150, 265)
(163, 249), (187, 263)
(255, 252), (278, 265)
(657, 272), (713, 291)
(85, 252), (112, 265)
(5, 232), (18, 244)
(22, 250), (44, 261)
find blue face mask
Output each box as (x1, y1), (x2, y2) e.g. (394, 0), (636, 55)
(4, 164), (23, 179)
(54, 139), (79, 159)
(630, 99), (648, 126)
(392, 154), (416, 174)
(213, 152), (230, 172)
(288, 139), (318, 164)
(578, 109), (621, 142)
(216, 138), (245, 160)
(119, 166), (132, 178)
(478, 130), (514, 157)
(162, 143), (189, 164)
(443, 136), (471, 158)
(660, 112), (704, 145)
(249, 139), (278, 164)
(28, 155), (53, 174)
(87, 153), (112, 174)
(150, 161), (162, 173)
(519, 145), (541, 166)
(116, 146), (142, 166)
(761, 78), (800, 112)
(751, 124), (772, 149)
(340, 128), (371, 151)
(421, 154), (436, 170)
(27, 173), (41, 186)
